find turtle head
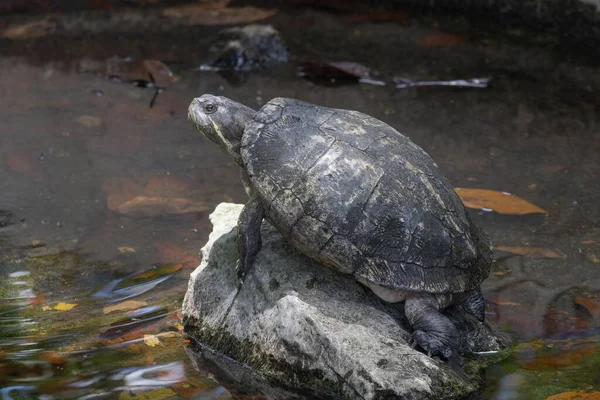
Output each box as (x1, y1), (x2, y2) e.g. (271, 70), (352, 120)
(188, 94), (255, 165)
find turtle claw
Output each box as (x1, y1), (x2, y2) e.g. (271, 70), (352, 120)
(410, 330), (453, 360)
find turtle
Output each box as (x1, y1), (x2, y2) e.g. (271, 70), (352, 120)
(188, 94), (492, 359)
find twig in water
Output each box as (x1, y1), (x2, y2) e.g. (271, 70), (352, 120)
(394, 76), (491, 89)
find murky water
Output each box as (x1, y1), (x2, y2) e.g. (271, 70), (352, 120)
(1, 3), (599, 399)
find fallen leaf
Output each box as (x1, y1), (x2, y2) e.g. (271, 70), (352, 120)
(53, 302), (78, 311)
(103, 300), (148, 314)
(131, 264), (183, 281)
(536, 164), (567, 174)
(545, 392), (600, 400)
(343, 11), (409, 23)
(154, 241), (201, 269)
(173, 322), (184, 331)
(4, 150), (45, 181)
(40, 352), (67, 364)
(163, 2), (277, 26)
(143, 334), (160, 347)
(81, 57), (176, 88)
(1, 19), (56, 40)
(417, 32), (467, 47)
(518, 344), (597, 371)
(491, 299), (521, 306)
(299, 61), (384, 85)
(574, 296), (600, 318)
(102, 177), (144, 212)
(454, 188), (547, 215)
(144, 175), (191, 196)
(582, 240), (596, 245)
(586, 253), (600, 263)
(494, 245), (566, 259)
(42, 305), (52, 311)
(492, 271), (505, 277)
(118, 246), (136, 253)
(142, 60), (175, 88)
(76, 115), (102, 128)
(116, 196), (208, 217)
(118, 388), (177, 400)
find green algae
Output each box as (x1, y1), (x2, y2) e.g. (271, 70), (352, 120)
(183, 314), (511, 400)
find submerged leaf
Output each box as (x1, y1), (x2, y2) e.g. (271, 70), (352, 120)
(53, 302), (78, 311)
(116, 196), (209, 217)
(131, 264), (183, 281)
(4, 150), (45, 181)
(118, 388), (177, 400)
(103, 300), (148, 314)
(143, 334), (160, 347)
(545, 391), (600, 400)
(494, 245), (566, 259)
(417, 32), (467, 47)
(299, 61), (384, 85)
(76, 115), (102, 127)
(162, 2), (277, 26)
(343, 11), (409, 23)
(2, 19), (56, 40)
(574, 296), (600, 318)
(454, 188), (547, 215)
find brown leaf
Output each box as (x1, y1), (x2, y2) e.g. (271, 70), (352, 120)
(2, 19), (56, 40)
(4, 150), (45, 181)
(154, 241), (201, 269)
(343, 11), (409, 23)
(163, 2), (277, 26)
(574, 296), (600, 319)
(299, 61), (382, 85)
(454, 188), (547, 215)
(102, 177), (144, 212)
(103, 300), (148, 314)
(586, 253), (600, 263)
(116, 196), (208, 217)
(545, 391), (600, 400)
(490, 298), (520, 306)
(144, 176), (191, 196)
(494, 245), (566, 259)
(131, 264), (183, 281)
(142, 60), (175, 88)
(76, 115), (102, 128)
(118, 246), (137, 253)
(40, 352), (67, 365)
(582, 240), (596, 245)
(417, 32), (467, 47)
(519, 344), (597, 371)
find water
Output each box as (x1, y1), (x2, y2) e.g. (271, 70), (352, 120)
(1, 3), (599, 399)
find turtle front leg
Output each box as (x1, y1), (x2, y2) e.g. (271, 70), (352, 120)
(405, 293), (458, 359)
(236, 196), (265, 282)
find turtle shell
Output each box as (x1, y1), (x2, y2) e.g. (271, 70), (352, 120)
(240, 98), (491, 293)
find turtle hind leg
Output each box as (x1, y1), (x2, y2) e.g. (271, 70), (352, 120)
(461, 289), (486, 322)
(405, 293), (458, 359)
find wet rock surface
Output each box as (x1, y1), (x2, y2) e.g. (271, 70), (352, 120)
(206, 24), (289, 71)
(182, 203), (510, 400)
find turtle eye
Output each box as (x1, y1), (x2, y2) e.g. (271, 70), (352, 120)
(204, 103), (217, 114)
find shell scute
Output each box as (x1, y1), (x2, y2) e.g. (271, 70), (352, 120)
(242, 97), (491, 293)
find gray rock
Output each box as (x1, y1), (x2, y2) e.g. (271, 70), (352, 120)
(183, 203), (510, 400)
(205, 25), (289, 71)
